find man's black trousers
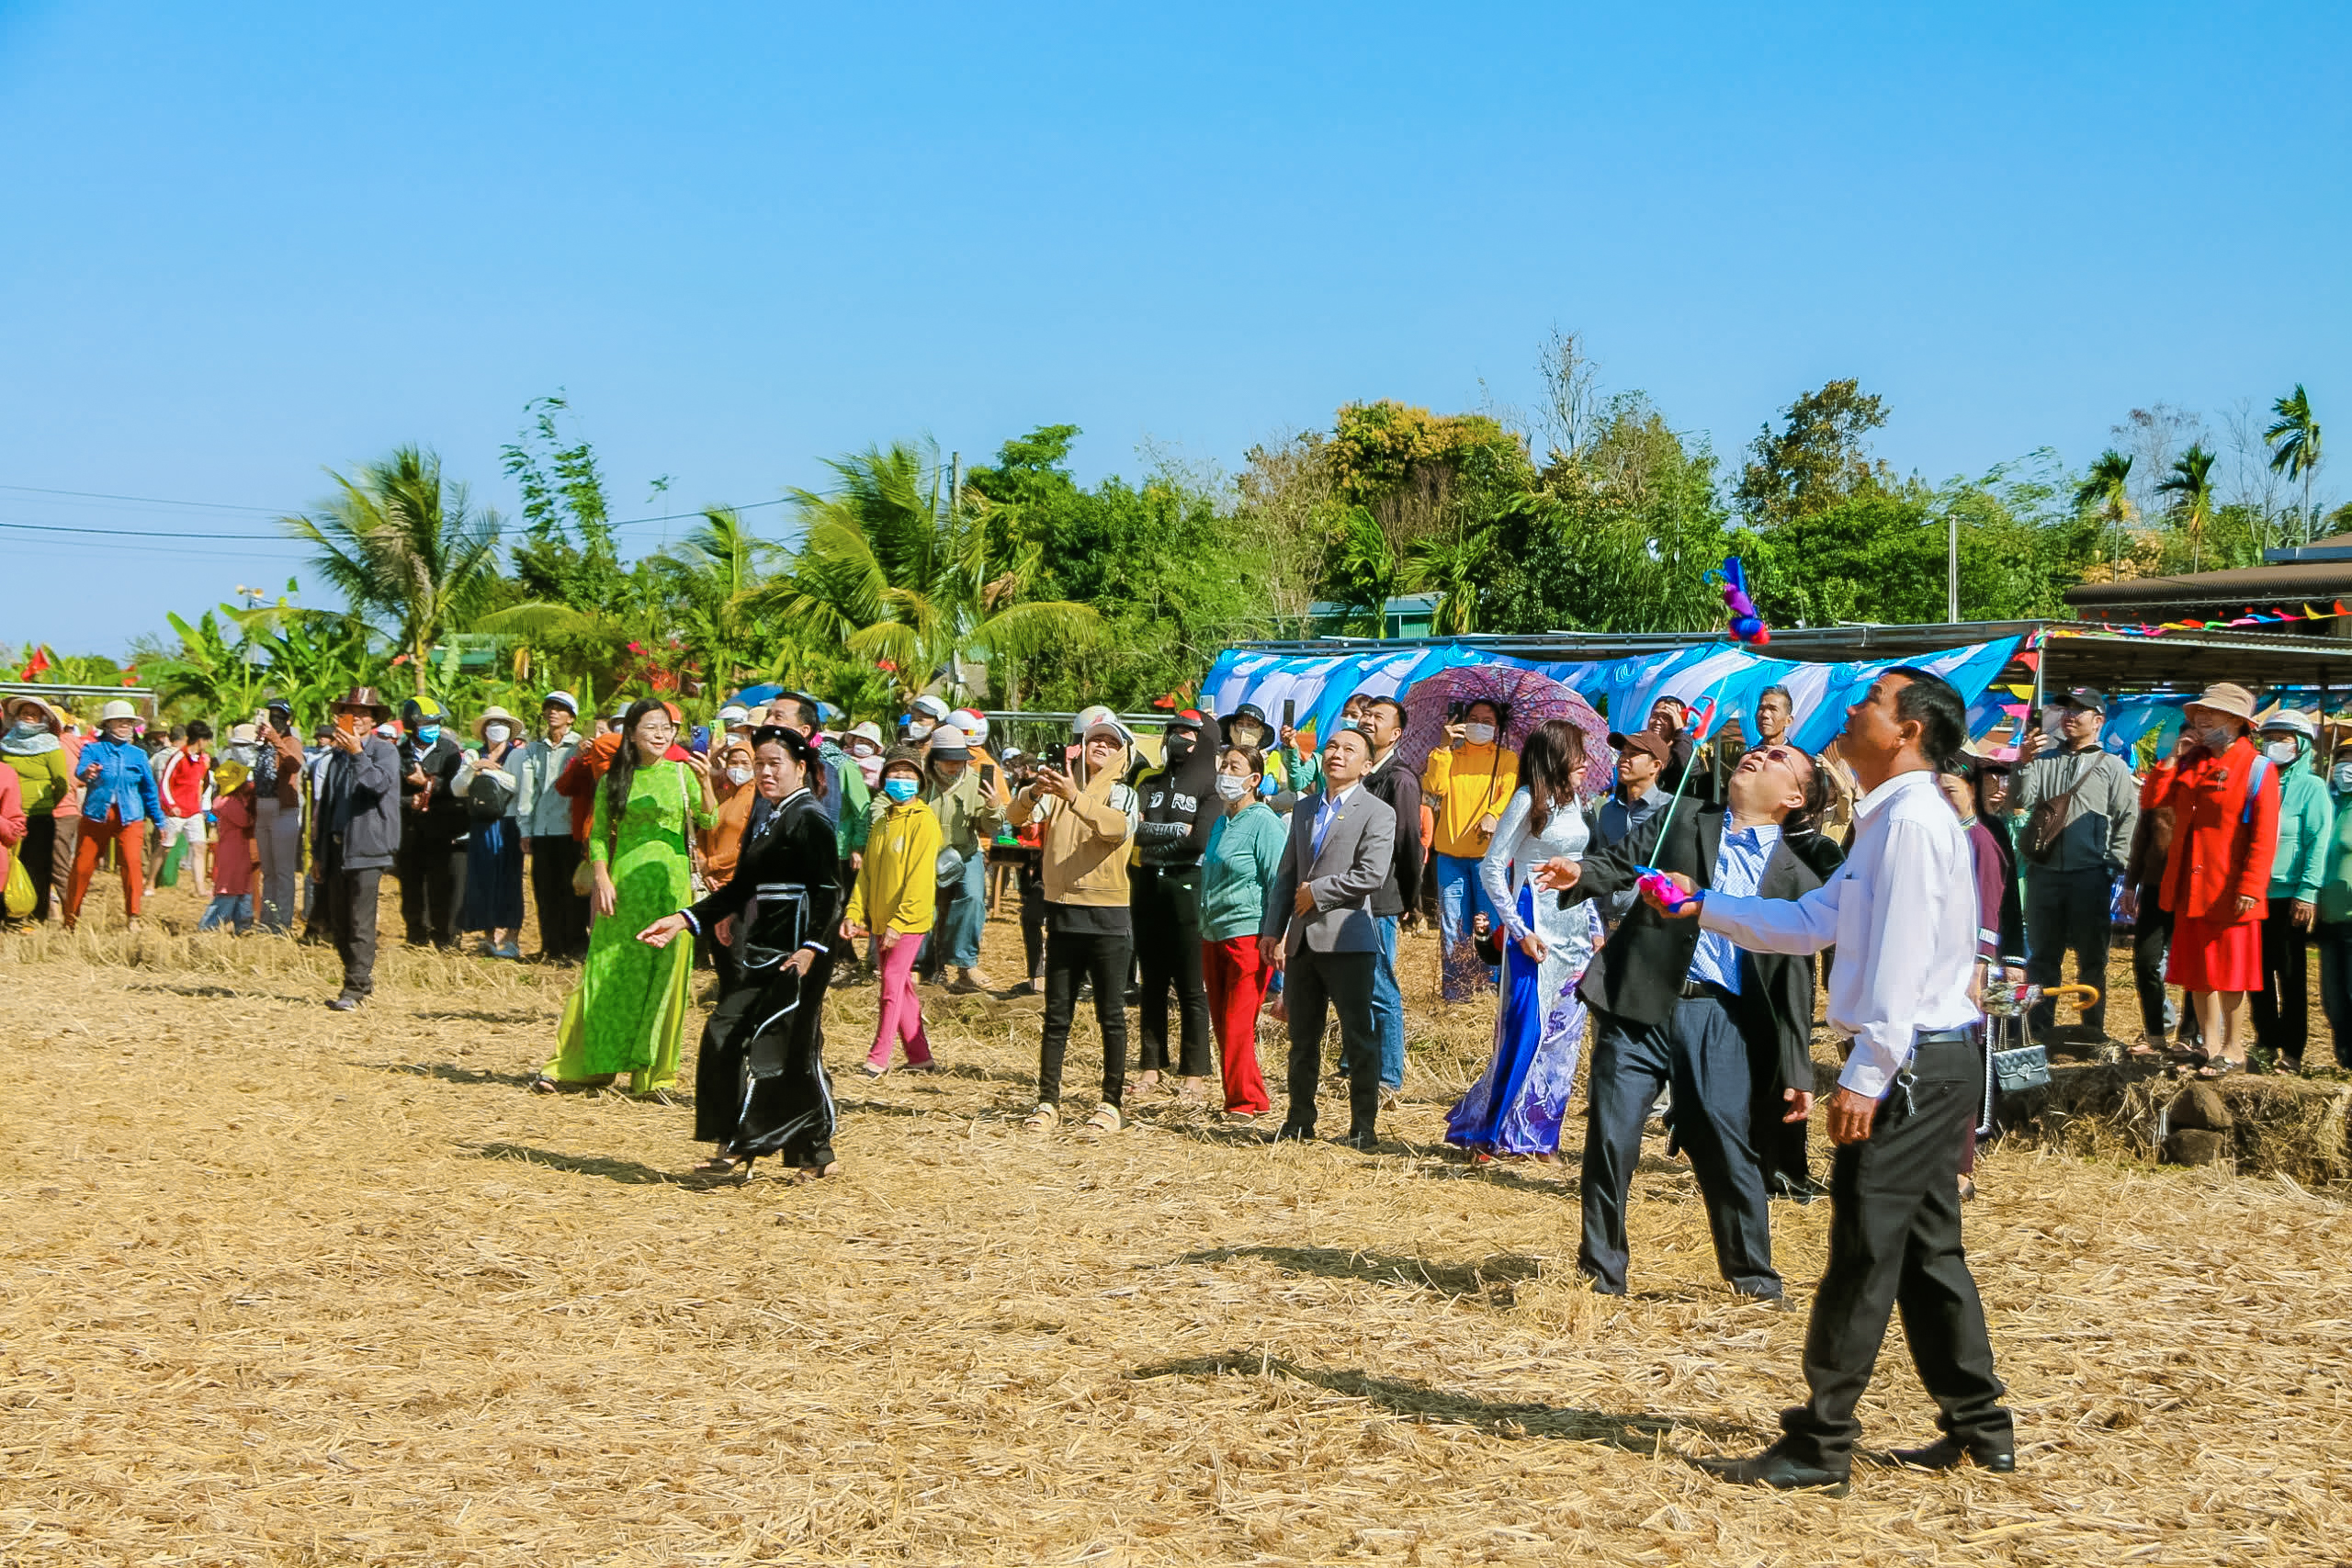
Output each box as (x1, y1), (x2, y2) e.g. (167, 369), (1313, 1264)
(1134, 864), (1213, 1077)
(321, 855), (382, 1004)
(1579, 993), (1781, 1298)
(1778, 1032), (2012, 1471)
(1281, 948), (1380, 1140)
(397, 832), (463, 947)
(2025, 865), (2111, 1036)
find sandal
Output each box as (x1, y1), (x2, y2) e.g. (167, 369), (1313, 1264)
(528, 1074), (559, 1095)
(1084, 1103), (1124, 1134)
(693, 1156), (741, 1177)
(2198, 1057), (2241, 1079)
(793, 1161), (841, 1183)
(1023, 1102), (1060, 1132)
(860, 1064), (888, 1079)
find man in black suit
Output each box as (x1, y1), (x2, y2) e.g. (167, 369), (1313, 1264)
(1537, 739), (1830, 1303)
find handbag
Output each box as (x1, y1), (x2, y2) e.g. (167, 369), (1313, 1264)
(1992, 1043), (2052, 1093)
(2020, 753), (2088, 863)
(3, 851), (33, 919)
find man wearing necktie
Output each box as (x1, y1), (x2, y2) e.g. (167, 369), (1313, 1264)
(1261, 728), (1396, 1149)
(1536, 739), (1833, 1306)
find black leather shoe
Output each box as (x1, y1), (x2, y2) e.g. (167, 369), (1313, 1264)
(1887, 1436), (2015, 1472)
(1735, 1290), (1798, 1313)
(1693, 1447), (1850, 1496)
(1334, 1130), (1378, 1152)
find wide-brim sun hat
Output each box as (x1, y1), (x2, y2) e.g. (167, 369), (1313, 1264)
(2188, 682), (2258, 723)
(847, 721), (885, 750)
(473, 705), (524, 741)
(332, 686), (393, 721)
(9, 694), (64, 735)
(98, 699), (140, 725)
(228, 722), (260, 746)
(929, 729), (972, 760)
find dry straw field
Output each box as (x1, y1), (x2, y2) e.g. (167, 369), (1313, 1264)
(6, 879), (2352, 1565)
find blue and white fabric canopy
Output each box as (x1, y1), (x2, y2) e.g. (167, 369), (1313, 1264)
(1199, 635), (2025, 754)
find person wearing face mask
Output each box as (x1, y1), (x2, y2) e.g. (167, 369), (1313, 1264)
(1199, 744), (1285, 1116)
(2311, 739), (2352, 1074)
(1421, 699), (1520, 1002)
(2, 695), (74, 925)
(919, 722), (1001, 993)
(843, 749), (944, 1076)
(2248, 709), (2331, 1072)
(695, 734), (763, 996)
(394, 695), (470, 950)
(514, 692), (590, 962)
(455, 706), (527, 960)
(62, 700), (164, 931)
(2139, 682), (2279, 1077)
(1130, 710), (1219, 1100)
(903, 694), (951, 747)
(1219, 705), (1293, 795)
(2010, 687), (2138, 1050)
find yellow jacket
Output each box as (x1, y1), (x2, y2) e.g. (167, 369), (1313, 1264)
(850, 797), (942, 934)
(1420, 741), (1519, 859)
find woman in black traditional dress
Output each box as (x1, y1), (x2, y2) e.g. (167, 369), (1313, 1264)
(636, 726), (841, 1181)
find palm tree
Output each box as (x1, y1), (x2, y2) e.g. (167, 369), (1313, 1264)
(1322, 506), (1408, 635)
(1406, 523), (1493, 637)
(281, 446), (503, 694)
(751, 442), (1101, 706)
(2157, 444), (2218, 572)
(2265, 386), (2324, 545)
(650, 506), (780, 696)
(2074, 449), (2135, 571)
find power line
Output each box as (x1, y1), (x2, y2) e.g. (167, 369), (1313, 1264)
(0, 479), (799, 533)
(0, 518), (311, 543)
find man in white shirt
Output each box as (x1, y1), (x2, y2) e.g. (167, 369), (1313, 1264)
(1648, 667), (2012, 1495)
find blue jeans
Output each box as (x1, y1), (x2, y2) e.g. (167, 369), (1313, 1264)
(199, 892), (254, 934)
(939, 849), (989, 969)
(1364, 913), (1406, 1089)
(1434, 852), (1500, 1002)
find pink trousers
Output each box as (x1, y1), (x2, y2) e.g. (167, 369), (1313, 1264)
(868, 931), (934, 1070)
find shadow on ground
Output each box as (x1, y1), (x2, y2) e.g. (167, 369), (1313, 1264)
(1173, 1244), (1544, 1300)
(465, 1141), (727, 1189)
(1133, 1351), (1756, 1451)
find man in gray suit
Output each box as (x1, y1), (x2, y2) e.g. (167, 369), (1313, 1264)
(1261, 727), (1397, 1149)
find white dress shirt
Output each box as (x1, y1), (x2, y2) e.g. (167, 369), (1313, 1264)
(1693, 769), (1978, 1099)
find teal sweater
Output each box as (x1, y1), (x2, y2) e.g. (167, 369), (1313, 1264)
(2268, 753), (2333, 902)
(2316, 784), (2352, 923)
(1200, 802), (1286, 942)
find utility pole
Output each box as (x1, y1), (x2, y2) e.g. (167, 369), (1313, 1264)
(948, 452), (961, 521)
(1946, 509), (1960, 624)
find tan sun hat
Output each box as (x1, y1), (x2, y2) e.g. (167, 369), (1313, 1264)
(98, 699), (139, 726)
(473, 705), (523, 741)
(7, 693), (63, 735)
(2188, 682), (2257, 723)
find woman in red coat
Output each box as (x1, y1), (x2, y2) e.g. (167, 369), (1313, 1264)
(2140, 682), (2279, 1076)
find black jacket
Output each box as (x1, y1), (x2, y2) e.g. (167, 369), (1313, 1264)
(1560, 803), (1823, 1097)
(1362, 748), (1425, 918)
(400, 733), (470, 845)
(688, 787), (841, 961)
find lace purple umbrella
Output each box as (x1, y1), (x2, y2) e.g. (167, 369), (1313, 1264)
(1396, 663), (1614, 798)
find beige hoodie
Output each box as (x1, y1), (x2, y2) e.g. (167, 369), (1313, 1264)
(1008, 749), (1138, 907)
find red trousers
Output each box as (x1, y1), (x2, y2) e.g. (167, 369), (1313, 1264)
(1203, 936), (1272, 1114)
(65, 813), (143, 926)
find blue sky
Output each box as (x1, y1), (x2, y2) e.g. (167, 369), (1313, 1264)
(3, 2), (2346, 654)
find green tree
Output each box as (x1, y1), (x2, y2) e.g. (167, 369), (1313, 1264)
(1733, 378), (1893, 526)
(281, 446), (503, 695)
(137, 609), (265, 720)
(2157, 444), (2219, 571)
(755, 441), (1102, 708)
(2074, 449), (2135, 570)
(502, 393), (631, 614)
(649, 507), (781, 696)
(1406, 522), (1493, 637)
(2265, 385), (2324, 543)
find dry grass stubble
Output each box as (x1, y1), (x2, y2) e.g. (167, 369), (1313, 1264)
(4, 882), (2350, 1563)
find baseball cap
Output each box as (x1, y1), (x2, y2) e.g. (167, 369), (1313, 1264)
(1609, 730), (1674, 767)
(2058, 686), (2109, 713)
